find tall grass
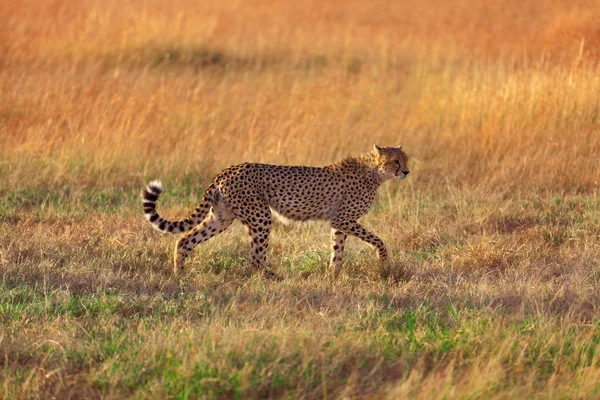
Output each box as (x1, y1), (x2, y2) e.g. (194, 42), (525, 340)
(3, 0), (599, 190)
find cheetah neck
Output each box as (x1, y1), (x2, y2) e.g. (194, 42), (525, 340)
(327, 151), (385, 184)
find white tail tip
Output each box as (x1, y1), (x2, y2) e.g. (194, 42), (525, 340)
(147, 180), (163, 194)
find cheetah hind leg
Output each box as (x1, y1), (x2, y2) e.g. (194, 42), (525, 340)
(329, 228), (347, 280)
(173, 204), (234, 274)
(234, 202), (281, 280)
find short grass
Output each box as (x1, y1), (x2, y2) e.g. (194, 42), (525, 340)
(2, 0), (600, 398)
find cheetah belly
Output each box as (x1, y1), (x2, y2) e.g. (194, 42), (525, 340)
(262, 166), (342, 221)
(268, 194), (337, 221)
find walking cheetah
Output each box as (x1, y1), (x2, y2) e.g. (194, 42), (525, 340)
(142, 145), (409, 277)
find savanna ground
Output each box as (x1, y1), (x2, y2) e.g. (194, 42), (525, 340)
(2, 0), (600, 398)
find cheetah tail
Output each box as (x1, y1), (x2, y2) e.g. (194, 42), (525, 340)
(142, 180), (213, 234)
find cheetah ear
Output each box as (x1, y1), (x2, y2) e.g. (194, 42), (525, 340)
(396, 145), (403, 150)
(373, 144), (383, 153)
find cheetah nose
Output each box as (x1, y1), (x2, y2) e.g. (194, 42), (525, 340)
(402, 170), (410, 175)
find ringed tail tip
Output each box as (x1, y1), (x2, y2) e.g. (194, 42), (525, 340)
(146, 180), (163, 194)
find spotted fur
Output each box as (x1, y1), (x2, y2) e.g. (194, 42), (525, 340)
(142, 145), (409, 277)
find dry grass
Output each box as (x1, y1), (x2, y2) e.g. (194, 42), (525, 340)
(1, 0), (600, 398)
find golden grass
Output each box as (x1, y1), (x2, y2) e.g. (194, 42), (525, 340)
(2, 0), (600, 398)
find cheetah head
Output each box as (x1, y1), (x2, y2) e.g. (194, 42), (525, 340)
(373, 145), (409, 180)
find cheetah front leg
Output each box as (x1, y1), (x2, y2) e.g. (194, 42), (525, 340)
(331, 219), (388, 265)
(329, 229), (347, 279)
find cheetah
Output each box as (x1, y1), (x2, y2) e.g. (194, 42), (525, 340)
(142, 145), (409, 278)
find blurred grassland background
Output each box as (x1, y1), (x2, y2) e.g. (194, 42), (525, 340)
(1, 0), (600, 398)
